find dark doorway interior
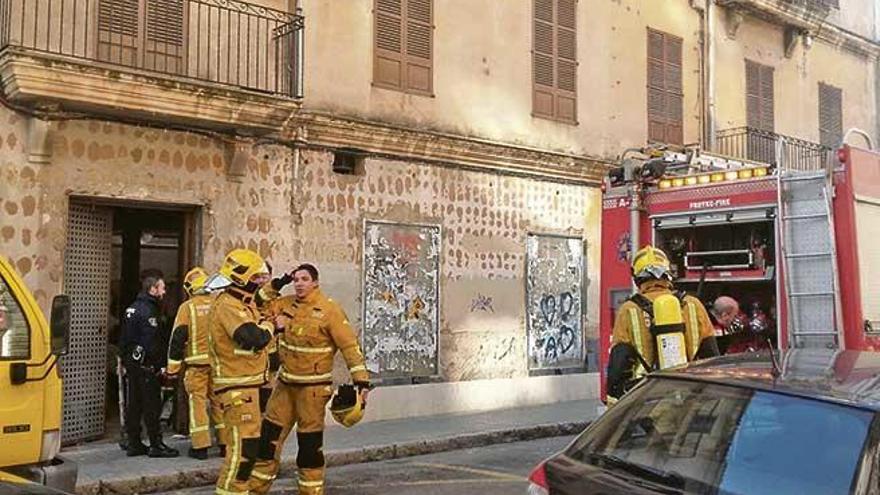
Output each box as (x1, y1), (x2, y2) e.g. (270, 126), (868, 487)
(105, 206), (195, 441)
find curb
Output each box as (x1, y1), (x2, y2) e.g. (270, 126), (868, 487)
(76, 421), (589, 495)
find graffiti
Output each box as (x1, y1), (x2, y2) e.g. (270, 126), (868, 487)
(362, 221), (440, 378)
(526, 234), (585, 370)
(470, 293), (495, 313)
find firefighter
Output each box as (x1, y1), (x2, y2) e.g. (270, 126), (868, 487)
(250, 263), (371, 495)
(167, 267), (225, 460)
(709, 296), (741, 336)
(208, 249), (275, 495)
(606, 245), (719, 403)
(120, 273), (179, 458)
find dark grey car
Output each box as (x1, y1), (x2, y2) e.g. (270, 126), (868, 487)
(528, 349), (880, 494)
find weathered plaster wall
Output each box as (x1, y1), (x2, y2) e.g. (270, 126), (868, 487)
(0, 108), (601, 383)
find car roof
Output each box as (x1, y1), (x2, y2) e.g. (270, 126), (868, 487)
(654, 349), (880, 411)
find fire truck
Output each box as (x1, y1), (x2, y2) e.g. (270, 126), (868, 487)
(598, 129), (880, 397)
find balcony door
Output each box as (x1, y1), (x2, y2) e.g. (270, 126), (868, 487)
(97, 0), (188, 75)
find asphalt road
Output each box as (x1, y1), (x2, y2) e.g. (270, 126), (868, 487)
(159, 435), (575, 495)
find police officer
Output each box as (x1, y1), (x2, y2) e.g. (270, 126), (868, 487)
(167, 267), (224, 460)
(208, 249), (275, 495)
(250, 264), (371, 495)
(121, 274), (179, 458)
(606, 246), (719, 403)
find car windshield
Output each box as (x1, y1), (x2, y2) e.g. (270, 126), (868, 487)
(567, 378), (874, 494)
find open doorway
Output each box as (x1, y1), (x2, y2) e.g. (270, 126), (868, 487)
(63, 199), (198, 445)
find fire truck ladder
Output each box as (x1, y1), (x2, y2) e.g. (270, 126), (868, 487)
(778, 167), (844, 349)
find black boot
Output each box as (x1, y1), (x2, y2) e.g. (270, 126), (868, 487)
(148, 438), (180, 458)
(218, 445), (227, 458)
(188, 447), (209, 460)
(126, 439), (149, 457)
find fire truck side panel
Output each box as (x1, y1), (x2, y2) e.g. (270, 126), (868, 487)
(598, 192), (635, 399)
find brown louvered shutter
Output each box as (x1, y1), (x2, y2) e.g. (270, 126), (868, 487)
(97, 0), (141, 67)
(144, 0), (186, 74)
(646, 29), (682, 145)
(746, 60), (774, 132)
(405, 0), (432, 93)
(375, 0), (404, 89)
(533, 0), (577, 123)
(819, 83), (843, 147)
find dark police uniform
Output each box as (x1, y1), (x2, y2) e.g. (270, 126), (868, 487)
(121, 292), (178, 457)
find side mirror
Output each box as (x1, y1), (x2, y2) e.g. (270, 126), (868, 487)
(50, 295), (70, 356)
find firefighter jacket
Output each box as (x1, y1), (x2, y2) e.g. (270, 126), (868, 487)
(611, 280), (716, 378)
(121, 292), (167, 368)
(208, 289), (274, 393)
(274, 289), (370, 387)
(167, 293), (215, 375)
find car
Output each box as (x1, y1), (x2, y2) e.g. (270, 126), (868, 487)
(528, 349), (880, 495)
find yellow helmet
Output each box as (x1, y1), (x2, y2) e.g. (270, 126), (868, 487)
(632, 245), (672, 282)
(330, 385), (365, 428)
(183, 267), (209, 296)
(218, 249), (270, 288)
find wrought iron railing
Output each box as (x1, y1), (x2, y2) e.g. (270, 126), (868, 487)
(0, 0), (304, 98)
(715, 127), (833, 171)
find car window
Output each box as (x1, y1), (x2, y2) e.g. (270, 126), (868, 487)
(0, 275), (30, 359)
(568, 378), (873, 494)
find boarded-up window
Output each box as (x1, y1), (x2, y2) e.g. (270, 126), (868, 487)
(746, 60), (774, 131)
(819, 83), (843, 147)
(97, 0), (186, 73)
(374, 0), (433, 94)
(533, 0), (577, 123)
(647, 29), (683, 145)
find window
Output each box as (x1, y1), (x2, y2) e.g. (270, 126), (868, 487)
(532, 0), (577, 123)
(97, 0), (186, 74)
(566, 378), (872, 494)
(819, 83), (843, 147)
(647, 29), (683, 145)
(746, 60), (775, 131)
(0, 277), (30, 359)
(373, 0), (433, 95)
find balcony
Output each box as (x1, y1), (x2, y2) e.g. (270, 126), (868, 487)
(715, 127), (833, 171)
(0, 0), (303, 132)
(717, 0), (833, 30)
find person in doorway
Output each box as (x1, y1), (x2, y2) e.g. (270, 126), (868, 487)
(208, 249), (275, 495)
(606, 246), (719, 404)
(249, 264), (372, 495)
(120, 274), (179, 458)
(167, 267), (224, 460)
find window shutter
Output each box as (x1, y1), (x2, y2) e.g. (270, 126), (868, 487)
(819, 83), (843, 147)
(746, 60), (773, 132)
(405, 0), (432, 93)
(646, 29), (682, 145)
(97, 0), (141, 66)
(533, 0), (577, 123)
(533, 0), (555, 118)
(375, 0), (404, 89)
(144, 0), (186, 73)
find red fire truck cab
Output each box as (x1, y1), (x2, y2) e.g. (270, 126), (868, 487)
(599, 133), (880, 397)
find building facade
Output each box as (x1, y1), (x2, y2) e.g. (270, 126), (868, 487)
(0, 0), (877, 443)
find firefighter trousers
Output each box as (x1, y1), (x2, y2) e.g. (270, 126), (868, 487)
(183, 365), (225, 449)
(215, 387), (261, 495)
(250, 383), (334, 495)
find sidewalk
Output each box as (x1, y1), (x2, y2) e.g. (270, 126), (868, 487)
(65, 399), (601, 495)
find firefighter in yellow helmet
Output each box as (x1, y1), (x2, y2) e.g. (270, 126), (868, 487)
(167, 267), (225, 460)
(249, 263), (371, 495)
(606, 245), (719, 403)
(207, 249), (276, 495)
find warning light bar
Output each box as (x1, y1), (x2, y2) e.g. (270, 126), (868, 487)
(658, 166), (769, 190)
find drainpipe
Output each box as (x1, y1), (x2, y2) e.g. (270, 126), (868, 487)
(705, 0), (717, 151)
